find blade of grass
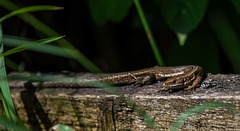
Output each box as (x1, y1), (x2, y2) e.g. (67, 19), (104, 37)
(52, 124), (73, 131)
(1, 1), (157, 129)
(5, 57), (24, 72)
(134, 0), (164, 66)
(0, 0), (101, 73)
(3, 35), (75, 58)
(8, 72), (159, 129)
(0, 24), (18, 123)
(0, 115), (29, 131)
(0, 36), (64, 58)
(170, 101), (233, 131)
(0, 5), (63, 23)
(208, 9), (240, 73)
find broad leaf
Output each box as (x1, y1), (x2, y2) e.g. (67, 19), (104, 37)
(176, 33), (188, 46)
(157, 0), (209, 34)
(89, 0), (133, 24)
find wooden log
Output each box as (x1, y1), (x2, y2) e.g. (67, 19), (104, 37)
(8, 73), (240, 130)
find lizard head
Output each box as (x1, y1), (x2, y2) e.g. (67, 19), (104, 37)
(161, 65), (203, 90)
(162, 77), (187, 90)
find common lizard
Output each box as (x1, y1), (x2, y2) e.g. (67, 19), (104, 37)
(8, 65), (203, 90)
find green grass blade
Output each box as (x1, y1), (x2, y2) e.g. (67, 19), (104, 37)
(20, 14), (101, 73)
(230, 0), (240, 14)
(8, 72), (159, 129)
(0, 36), (63, 58)
(51, 124), (73, 131)
(134, 0), (164, 66)
(0, 0), (101, 73)
(0, 5), (63, 23)
(170, 101), (233, 131)
(208, 9), (240, 73)
(0, 24), (18, 123)
(3, 35), (75, 58)
(5, 57), (24, 72)
(0, 115), (29, 131)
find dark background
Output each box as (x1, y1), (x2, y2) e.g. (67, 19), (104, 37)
(1, 0), (240, 73)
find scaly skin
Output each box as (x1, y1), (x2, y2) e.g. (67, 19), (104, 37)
(8, 65), (203, 90)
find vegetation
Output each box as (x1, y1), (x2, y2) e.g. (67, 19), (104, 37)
(0, 0), (239, 130)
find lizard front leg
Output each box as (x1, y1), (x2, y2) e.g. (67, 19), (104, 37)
(162, 66), (203, 91)
(184, 74), (202, 91)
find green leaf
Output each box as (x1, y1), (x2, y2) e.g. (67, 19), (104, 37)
(89, 0), (133, 24)
(0, 116), (29, 131)
(8, 72), (158, 129)
(230, 0), (240, 14)
(170, 102), (233, 131)
(134, 0), (164, 66)
(166, 29), (220, 73)
(0, 0), (101, 73)
(3, 35), (75, 59)
(208, 9), (240, 73)
(157, 0), (209, 34)
(51, 124), (73, 131)
(5, 57), (24, 72)
(176, 32), (188, 46)
(0, 5), (63, 23)
(0, 36), (64, 58)
(0, 25), (18, 123)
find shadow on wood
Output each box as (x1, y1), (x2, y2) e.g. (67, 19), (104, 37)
(8, 73), (240, 130)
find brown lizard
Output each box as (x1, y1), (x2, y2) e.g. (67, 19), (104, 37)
(8, 65), (203, 90)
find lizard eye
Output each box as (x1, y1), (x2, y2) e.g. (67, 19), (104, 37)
(172, 80), (177, 84)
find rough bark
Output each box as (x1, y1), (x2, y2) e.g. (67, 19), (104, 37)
(7, 73), (240, 130)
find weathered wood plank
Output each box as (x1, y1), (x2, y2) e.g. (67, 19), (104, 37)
(8, 74), (240, 130)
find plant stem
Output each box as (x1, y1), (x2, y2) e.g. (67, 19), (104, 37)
(134, 0), (164, 66)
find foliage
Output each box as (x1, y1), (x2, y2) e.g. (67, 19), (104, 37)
(88, 0), (240, 73)
(0, 0), (101, 73)
(0, 4), (65, 130)
(170, 101), (234, 131)
(0, 0), (239, 130)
